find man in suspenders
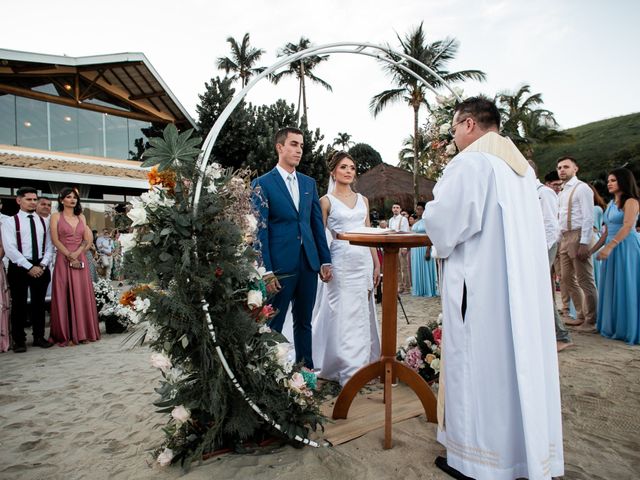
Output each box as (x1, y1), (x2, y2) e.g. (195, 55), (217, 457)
(557, 156), (598, 332)
(0, 187), (54, 352)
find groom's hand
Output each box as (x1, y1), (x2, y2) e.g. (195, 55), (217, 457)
(264, 273), (281, 294)
(320, 264), (333, 282)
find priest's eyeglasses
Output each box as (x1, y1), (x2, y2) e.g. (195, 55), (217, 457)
(448, 117), (473, 137)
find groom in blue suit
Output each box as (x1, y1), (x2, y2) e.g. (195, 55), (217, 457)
(252, 127), (332, 369)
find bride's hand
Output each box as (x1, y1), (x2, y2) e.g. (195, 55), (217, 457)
(373, 265), (381, 288)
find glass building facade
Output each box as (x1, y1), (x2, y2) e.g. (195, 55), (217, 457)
(0, 93), (152, 160)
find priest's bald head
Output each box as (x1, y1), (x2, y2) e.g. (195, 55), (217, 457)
(451, 96), (501, 151)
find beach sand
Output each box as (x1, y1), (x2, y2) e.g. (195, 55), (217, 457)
(1, 295), (639, 479)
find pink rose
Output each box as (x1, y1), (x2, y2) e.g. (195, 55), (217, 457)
(432, 327), (442, 345)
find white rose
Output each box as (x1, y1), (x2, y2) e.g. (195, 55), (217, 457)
(247, 289), (263, 308)
(157, 448), (174, 467)
(127, 204), (148, 226)
(171, 405), (191, 423)
(272, 343), (294, 373)
(445, 143), (457, 156)
(249, 264), (267, 281)
(245, 214), (258, 233)
(119, 233), (137, 253)
(430, 358), (441, 374)
(435, 95), (447, 105)
(206, 183), (217, 194)
(150, 352), (172, 372)
(439, 123), (451, 136)
(206, 163), (223, 180)
(259, 325), (271, 334)
(288, 372), (306, 393)
(133, 297), (151, 314)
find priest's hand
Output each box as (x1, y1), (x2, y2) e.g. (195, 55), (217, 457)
(577, 244), (591, 261)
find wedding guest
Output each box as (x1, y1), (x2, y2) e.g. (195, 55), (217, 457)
(96, 228), (114, 279)
(411, 202), (437, 297)
(0, 231), (10, 352)
(36, 197), (52, 220)
(408, 213), (417, 227)
(531, 160), (572, 351)
(0, 198), (9, 224)
(544, 170), (563, 194)
(592, 168), (640, 344)
(378, 219), (388, 229)
(389, 202), (410, 293)
(557, 156), (598, 331)
(590, 183), (607, 288)
(312, 151), (380, 385)
(49, 187), (100, 346)
(424, 97), (563, 479)
(1, 187), (54, 352)
(111, 229), (124, 281)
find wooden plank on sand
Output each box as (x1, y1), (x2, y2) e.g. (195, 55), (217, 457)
(321, 384), (427, 446)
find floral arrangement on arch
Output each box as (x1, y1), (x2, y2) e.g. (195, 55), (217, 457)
(396, 313), (442, 384)
(422, 89), (463, 180)
(121, 124), (324, 470)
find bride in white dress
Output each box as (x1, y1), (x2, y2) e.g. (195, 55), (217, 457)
(312, 151), (381, 386)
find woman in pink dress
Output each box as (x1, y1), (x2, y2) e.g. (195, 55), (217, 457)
(0, 230), (10, 352)
(49, 187), (100, 346)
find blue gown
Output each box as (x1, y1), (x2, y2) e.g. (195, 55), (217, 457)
(596, 201), (640, 344)
(410, 219), (438, 297)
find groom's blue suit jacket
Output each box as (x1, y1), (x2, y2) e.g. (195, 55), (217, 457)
(252, 168), (331, 274)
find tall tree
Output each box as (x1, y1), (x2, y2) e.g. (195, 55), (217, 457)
(371, 23), (486, 206)
(216, 33), (266, 88)
(271, 37), (332, 124)
(332, 132), (354, 150)
(196, 76), (253, 169)
(349, 143), (383, 175)
(497, 84), (569, 158)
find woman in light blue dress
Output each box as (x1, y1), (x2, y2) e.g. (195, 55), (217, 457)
(591, 168), (640, 345)
(411, 202), (438, 297)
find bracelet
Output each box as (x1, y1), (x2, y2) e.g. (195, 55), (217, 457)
(611, 239), (619, 245)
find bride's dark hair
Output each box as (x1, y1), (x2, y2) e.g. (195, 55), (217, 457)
(327, 150), (357, 173)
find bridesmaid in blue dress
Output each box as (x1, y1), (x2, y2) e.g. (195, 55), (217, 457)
(411, 202), (438, 297)
(591, 168), (640, 345)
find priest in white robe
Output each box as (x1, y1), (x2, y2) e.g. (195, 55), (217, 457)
(423, 97), (563, 480)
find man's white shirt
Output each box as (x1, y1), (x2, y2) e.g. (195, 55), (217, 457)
(536, 179), (561, 249)
(557, 175), (594, 244)
(1, 210), (54, 270)
(388, 215), (409, 232)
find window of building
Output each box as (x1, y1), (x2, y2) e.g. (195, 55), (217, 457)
(16, 96), (48, 150)
(0, 95), (17, 145)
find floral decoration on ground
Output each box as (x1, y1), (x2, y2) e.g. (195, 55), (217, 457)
(396, 313), (442, 383)
(122, 124), (324, 470)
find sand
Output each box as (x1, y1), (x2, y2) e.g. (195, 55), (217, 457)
(1, 295), (639, 480)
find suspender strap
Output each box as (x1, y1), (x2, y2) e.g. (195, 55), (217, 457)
(14, 215), (21, 254)
(566, 181), (582, 231)
(13, 214), (47, 258)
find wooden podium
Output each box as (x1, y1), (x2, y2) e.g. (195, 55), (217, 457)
(332, 232), (438, 449)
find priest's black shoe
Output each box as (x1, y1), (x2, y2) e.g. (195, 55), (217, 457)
(33, 338), (53, 348)
(14, 344), (27, 353)
(435, 456), (475, 480)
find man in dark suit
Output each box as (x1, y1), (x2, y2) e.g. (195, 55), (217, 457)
(1, 187), (54, 352)
(252, 127), (332, 369)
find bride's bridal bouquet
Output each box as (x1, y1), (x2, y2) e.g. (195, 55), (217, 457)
(396, 313), (442, 383)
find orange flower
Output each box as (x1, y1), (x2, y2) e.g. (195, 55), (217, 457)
(120, 289), (137, 306)
(147, 166), (177, 194)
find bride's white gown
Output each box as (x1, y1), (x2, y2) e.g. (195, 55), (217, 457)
(311, 193), (381, 385)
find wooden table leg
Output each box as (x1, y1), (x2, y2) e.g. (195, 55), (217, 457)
(384, 360), (393, 449)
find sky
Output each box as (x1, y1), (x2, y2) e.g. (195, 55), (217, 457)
(3, 0), (639, 165)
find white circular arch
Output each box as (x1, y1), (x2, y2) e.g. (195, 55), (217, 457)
(191, 41), (462, 447)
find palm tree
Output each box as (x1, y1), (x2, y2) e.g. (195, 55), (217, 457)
(497, 84), (569, 158)
(332, 132), (354, 150)
(216, 33), (266, 88)
(271, 37), (332, 124)
(371, 23), (486, 205)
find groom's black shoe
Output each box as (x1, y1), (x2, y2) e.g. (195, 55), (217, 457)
(435, 456), (475, 480)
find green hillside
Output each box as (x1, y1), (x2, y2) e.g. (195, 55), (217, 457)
(534, 112), (640, 183)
